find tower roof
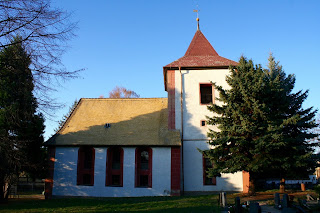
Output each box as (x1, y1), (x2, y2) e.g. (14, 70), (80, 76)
(164, 30), (238, 68)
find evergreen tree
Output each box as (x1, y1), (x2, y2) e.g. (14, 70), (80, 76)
(204, 55), (318, 193)
(0, 37), (45, 201)
(54, 99), (78, 133)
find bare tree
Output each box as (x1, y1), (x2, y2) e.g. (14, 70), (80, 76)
(109, 86), (140, 98)
(0, 0), (81, 113)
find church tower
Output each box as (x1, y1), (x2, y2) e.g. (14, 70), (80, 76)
(163, 22), (250, 193)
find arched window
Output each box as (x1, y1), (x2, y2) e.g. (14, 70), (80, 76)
(135, 147), (152, 188)
(106, 147), (123, 187)
(77, 147), (95, 186)
(203, 154), (216, 185)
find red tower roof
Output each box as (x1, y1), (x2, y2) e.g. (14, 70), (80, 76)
(164, 30), (238, 68)
(163, 30), (238, 90)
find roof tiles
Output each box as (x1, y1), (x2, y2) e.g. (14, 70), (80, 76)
(164, 30), (238, 68)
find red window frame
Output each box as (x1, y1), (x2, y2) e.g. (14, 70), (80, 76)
(200, 120), (206, 127)
(199, 83), (214, 105)
(135, 147), (152, 188)
(106, 147), (124, 187)
(77, 147), (95, 186)
(203, 155), (216, 185)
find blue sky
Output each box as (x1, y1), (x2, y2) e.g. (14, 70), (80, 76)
(45, 0), (320, 139)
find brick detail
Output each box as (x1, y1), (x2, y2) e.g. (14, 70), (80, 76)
(167, 70), (175, 130)
(171, 147), (181, 196)
(45, 146), (56, 199)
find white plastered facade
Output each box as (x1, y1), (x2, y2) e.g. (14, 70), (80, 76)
(52, 147), (172, 197)
(174, 69), (244, 192)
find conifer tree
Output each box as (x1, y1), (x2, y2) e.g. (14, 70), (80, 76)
(204, 55), (318, 193)
(0, 37), (45, 201)
(54, 99), (78, 133)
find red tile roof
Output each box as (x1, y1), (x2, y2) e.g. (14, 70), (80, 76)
(164, 30), (238, 68)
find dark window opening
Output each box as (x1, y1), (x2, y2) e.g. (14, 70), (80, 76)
(83, 174), (92, 185)
(106, 147), (123, 187)
(112, 175), (120, 186)
(200, 84), (213, 104)
(112, 150), (121, 170)
(77, 147), (95, 186)
(203, 155), (216, 185)
(135, 147), (152, 188)
(140, 151), (149, 170)
(201, 120), (206, 126)
(140, 175), (149, 187)
(84, 150), (93, 169)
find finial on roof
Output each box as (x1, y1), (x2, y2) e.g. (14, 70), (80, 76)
(196, 17), (200, 31)
(193, 7), (200, 31)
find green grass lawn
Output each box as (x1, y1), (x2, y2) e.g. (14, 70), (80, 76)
(0, 195), (220, 213)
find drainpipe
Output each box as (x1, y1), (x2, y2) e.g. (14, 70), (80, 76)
(179, 67), (184, 195)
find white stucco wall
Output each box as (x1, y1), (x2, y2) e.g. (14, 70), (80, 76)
(174, 69), (243, 192)
(183, 141), (243, 192)
(53, 147), (171, 197)
(174, 69), (230, 139)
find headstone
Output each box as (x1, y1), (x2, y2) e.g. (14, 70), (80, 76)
(274, 193), (281, 209)
(235, 197), (241, 213)
(219, 192), (227, 208)
(249, 202), (260, 213)
(282, 193), (289, 208)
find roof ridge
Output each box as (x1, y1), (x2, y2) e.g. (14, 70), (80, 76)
(81, 97), (168, 100)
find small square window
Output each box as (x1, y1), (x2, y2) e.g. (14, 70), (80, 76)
(201, 120), (206, 126)
(200, 84), (213, 104)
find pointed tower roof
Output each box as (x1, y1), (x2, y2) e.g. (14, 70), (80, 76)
(184, 30), (218, 56)
(164, 30), (238, 68)
(163, 30), (238, 90)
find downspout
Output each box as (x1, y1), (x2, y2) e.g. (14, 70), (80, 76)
(179, 67), (184, 195)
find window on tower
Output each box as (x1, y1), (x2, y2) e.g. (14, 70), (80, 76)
(200, 84), (213, 104)
(203, 154), (216, 185)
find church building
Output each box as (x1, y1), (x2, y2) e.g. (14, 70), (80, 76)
(45, 22), (250, 198)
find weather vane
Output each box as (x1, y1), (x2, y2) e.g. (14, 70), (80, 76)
(193, 2), (200, 30)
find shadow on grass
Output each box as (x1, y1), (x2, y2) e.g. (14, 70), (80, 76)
(0, 195), (220, 212)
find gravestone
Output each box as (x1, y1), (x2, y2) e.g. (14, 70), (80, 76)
(274, 193), (281, 209)
(219, 192), (227, 208)
(235, 197), (241, 213)
(282, 193), (289, 208)
(249, 202), (260, 213)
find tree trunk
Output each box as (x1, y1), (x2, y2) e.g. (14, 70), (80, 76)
(0, 181), (8, 203)
(279, 178), (285, 193)
(249, 176), (256, 195)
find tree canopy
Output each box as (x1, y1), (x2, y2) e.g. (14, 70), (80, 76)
(0, 0), (80, 112)
(109, 86), (140, 98)
(204, 55), (318, 192)
(0, 37), (45, 201)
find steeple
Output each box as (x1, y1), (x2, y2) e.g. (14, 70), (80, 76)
(163, 28), (238, 91)
(164, 30), (237, 69)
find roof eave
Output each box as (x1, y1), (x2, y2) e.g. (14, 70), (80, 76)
(163, 65), (237, 91)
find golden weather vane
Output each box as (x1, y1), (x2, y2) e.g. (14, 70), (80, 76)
(193, 1), (200, 30)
